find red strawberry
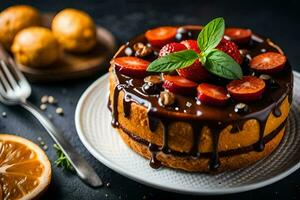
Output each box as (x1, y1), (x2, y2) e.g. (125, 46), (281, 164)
(174, 40), (209, 82)
(158, 42), (187, 57)
(249, 52), (286, 74)
(145, 27), (177, 47)
(227, 76), (266, 102)
(225, 28), (252, 44)
(217, 38), (243, 64)
(113, 56), (150, 78)
(180, 40), (200, 53)
(177, 60), (210, 82)
(163, 75), (198, 95)
(197, 83), (229, 106)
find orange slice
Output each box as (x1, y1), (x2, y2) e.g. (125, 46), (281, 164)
(0, 134), (51, 200)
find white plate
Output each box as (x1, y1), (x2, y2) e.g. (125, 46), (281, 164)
(75, 71), (300, 195)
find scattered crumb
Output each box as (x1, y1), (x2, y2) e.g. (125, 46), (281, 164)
(41, 95), (48, 104)
(43, 145), (48, 151)
(48, 96), (57, 104)
(40, 141), (45, 146)
(56, 107), (64, 116)
(2, 112), (7, 118)
(105, 194), (108, 198)
(40, 104), (47, 110)
(106, 182), (111, 187)
(37, 137), (42, 141)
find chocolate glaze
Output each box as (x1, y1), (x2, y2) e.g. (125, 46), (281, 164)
(118, 119), (286, 161)
(109, 26), (293, 170)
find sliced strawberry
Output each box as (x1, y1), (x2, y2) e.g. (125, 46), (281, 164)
(158, 42), (187, 57)
(197, 83), (229, 106)
(145, 27), (177, 47)
(113, 56), (150, 78)
(217, 38), (243, 64)
(225, 28), (252, 44)
(163, 75), (198, 95)
(180, 40), (200, 53)
(177, 60), (210, 82)
(249, 52), (286, 74)
(227, 76), (266, 102)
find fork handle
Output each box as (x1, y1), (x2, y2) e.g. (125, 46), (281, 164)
(20, 100), (103, 187)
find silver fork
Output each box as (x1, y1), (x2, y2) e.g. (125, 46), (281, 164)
(0, 57), (103, 187)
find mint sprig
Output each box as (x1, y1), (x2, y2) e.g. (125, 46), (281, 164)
(146, 17), (243, 80)
(198, 17), (225, 53)
(147, 50), (198, 72)
(205, 50), (243, 79)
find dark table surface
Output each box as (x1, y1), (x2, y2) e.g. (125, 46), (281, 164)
(0, 0), (300, 199)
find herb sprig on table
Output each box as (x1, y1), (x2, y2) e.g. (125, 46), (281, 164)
(147, 17), (243, 79)
(53, 144), (74, 172)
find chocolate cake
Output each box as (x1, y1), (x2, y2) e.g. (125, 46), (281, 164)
(108, 18), (293, 172)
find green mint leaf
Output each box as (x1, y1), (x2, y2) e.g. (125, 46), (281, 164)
(197, 17), (225, 53)
(204, 50), (243, 79)
(147, 50), (199, 72)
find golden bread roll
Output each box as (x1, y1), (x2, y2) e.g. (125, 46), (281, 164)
(51, 8), (97, 53)
(0, 5), (41, 50)
(11, 27), (60, 67)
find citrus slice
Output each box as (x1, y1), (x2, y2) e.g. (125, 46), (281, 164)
(0, 134), (51, 200)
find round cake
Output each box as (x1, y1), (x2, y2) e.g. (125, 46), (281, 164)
(108, 19), (293, 173)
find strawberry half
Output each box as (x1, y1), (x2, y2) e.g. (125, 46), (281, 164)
(145, 27), (177, 47)
(249, 52), (286, 74)
(227, 76), (266, 102)
(177, 60), (210, 82)
(225, 28), (252, 45)
(113, 56), (150, 78)
(158, 42), (187, 57)
(180, 40), (200, 53)
(176, 40), (209, 82)
(163, 75), (198, 95)
(217, 38), (243, 64)
(197, 83), (229, 106)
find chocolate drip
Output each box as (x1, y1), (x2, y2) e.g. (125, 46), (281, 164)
(209, 126), (222, 170)
(148, 114), (159, 132)
(108, 26), (293, 170)
(118, 120), (286, 158)
(230, 121), (244, 133)
(160, 119), (170, 153)
(111, 84), (125, 127)
(273, 105), (282, 117)
(190, 125), (203, 157)
(123, 94), (132, 117)
(148, 143), (161, 169)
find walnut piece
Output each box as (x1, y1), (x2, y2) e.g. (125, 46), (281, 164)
(159, 91), (175, 106)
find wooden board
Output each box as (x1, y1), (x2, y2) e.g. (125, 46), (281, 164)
(10, 14), (116, 82)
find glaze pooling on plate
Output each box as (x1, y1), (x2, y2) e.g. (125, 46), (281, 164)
(108, 26), (293, 170)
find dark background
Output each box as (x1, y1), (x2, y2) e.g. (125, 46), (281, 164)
(0, 0), (299, 199)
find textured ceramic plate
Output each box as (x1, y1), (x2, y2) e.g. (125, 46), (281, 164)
(75, 71), (300, 195)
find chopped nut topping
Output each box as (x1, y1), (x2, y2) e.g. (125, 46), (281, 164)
(144, 75), (163, 85)
(159, 91), (175, 106)
(133, 42), (152, 57)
